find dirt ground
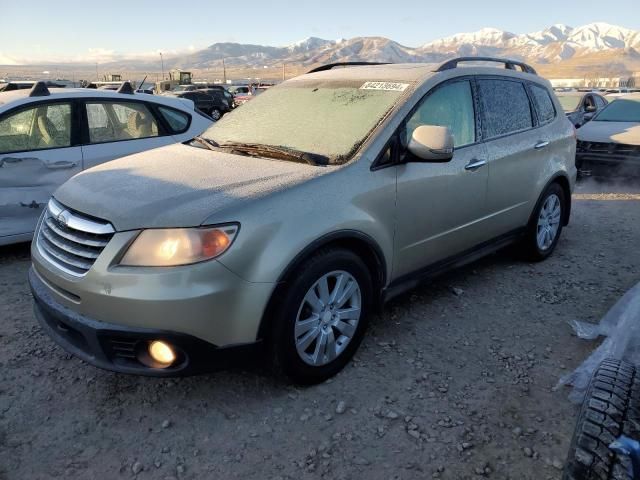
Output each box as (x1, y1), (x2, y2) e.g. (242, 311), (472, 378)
(1, 178), (639, 480)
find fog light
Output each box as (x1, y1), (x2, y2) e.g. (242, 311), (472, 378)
(148, 341), (176, 366)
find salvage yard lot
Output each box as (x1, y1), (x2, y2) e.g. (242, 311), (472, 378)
(1, 179), (639, 480)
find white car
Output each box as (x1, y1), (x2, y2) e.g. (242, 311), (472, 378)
(0, 82), (213, 246)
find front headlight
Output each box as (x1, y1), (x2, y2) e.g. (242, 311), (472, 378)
(120, 225), (238, 267)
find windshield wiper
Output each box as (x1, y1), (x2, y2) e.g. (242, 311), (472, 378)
(217, 142), (328, 166)
(191, 136), (220, 151)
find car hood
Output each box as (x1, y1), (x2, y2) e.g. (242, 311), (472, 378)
(54, 143), (326, 231)
(577, 121), (640, 145)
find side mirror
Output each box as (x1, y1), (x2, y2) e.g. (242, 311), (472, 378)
(407, 125), (454, 162)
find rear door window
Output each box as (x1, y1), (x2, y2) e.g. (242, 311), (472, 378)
(0, 102), (72, 153)
(85, 101), (159, 143)
(477, 79), (533, 139)
(529, 84), (556, 125)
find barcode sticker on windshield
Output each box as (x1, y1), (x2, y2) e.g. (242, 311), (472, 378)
(360, 82), (409, 92)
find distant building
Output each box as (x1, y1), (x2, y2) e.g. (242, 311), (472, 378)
(550, 73), (639, 89)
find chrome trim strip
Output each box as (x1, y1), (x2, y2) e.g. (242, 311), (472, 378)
(43, 217), (109, 248)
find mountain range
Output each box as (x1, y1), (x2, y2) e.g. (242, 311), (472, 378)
(4, 23), (640, 78)
(155, 22), (640, 74)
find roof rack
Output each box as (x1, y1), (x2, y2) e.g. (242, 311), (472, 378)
(29, 81), (50, 97)
(117, 81), (135, 94)
(307, 62), (391, 74)
(436, 57), (537, 75)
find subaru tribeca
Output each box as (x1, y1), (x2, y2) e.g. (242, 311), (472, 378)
(30, 58), (577, 383)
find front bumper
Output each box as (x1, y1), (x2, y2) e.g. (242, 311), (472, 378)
(576, 146), (640, 177)
(30, 267), (262, 376)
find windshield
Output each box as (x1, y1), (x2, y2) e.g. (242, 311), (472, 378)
(557, 95), (581, 112)
(594, 98), (640, 122)
(173, 85), (191, 92)
(203, 79), (408, 164)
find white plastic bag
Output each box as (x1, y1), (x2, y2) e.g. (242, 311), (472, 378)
(559, 281), (640, 403)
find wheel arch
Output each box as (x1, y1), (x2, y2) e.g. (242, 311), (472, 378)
(531, 173), (572, 227)
(256, 230), (387, 341)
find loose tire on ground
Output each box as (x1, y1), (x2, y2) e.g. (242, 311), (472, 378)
(563, 359), (640, 480)
(269, 248), (373, 385)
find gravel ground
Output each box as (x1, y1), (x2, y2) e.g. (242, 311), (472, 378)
(1, 178), (639, 480)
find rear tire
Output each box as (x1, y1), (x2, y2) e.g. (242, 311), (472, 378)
(210, 108), (222, 121)
(521, 182), (566, 261)
(270, 248), (373, 385)
(563, 359), (640, 480)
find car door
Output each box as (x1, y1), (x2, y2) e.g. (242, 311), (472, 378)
(0, 100), (81, 241)
(479, 78), (549, 237)
(393, 78), (489, 278)
(80, 99), (175, 170)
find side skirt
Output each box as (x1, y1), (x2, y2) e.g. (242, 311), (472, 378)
(381, 228), (525, 304)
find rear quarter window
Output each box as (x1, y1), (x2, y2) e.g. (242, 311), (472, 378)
(530, 84), (556, 125)
(477, 79), (533, 139)
(158, 106), (190, 133)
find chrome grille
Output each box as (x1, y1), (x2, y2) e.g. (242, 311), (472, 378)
(36, 198), (115, 276)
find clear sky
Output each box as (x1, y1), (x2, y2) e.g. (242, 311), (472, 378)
(2, 0), (639, 63)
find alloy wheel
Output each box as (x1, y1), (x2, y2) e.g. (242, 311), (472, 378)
(294, 270), (362, 366)
(536, 193), (562, 251)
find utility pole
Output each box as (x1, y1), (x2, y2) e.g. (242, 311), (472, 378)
(159, 52), (165, 80)
(222, 58), (227, 84)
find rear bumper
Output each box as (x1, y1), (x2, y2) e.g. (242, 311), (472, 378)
(30, 267), (262, 376)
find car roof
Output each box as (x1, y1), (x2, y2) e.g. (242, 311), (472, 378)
(295, 62), (543, 85)
(0, 87), (195, 111)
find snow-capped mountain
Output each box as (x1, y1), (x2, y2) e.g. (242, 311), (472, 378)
(8, 22), (639, 75)
(165, 22), (639, 70)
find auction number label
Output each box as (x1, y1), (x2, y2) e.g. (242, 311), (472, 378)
(360, 82), (409, 92)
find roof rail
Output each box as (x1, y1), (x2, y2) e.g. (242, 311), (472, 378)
(29, 81), (50, 97)
(436, 57), (537, 75)
(307, 62), (391, 74)
(117, 81), (135, 94)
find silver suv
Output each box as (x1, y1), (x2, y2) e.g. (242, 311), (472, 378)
(30, 57), (577, 383)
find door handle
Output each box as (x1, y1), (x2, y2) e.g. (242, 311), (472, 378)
(46, 161), (78, 169)
(465, 159), (487, 171)
(534, 141), (550, 150)
(0, 157), (76, 169)
(0, 156), (30, 166)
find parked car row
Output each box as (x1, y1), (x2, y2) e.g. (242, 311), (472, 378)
(22, 57), (580, 383)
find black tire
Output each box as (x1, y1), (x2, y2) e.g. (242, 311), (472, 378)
(521, 182), (566, 261)
(563, 359), (640, 480)
(270, 248), (373, 385)
(210, 108), (222, 121)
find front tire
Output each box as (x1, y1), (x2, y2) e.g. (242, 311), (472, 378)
(270, 248), (373, 384)
(521, 182), (566, 261)
(210, 108), (222, 120)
